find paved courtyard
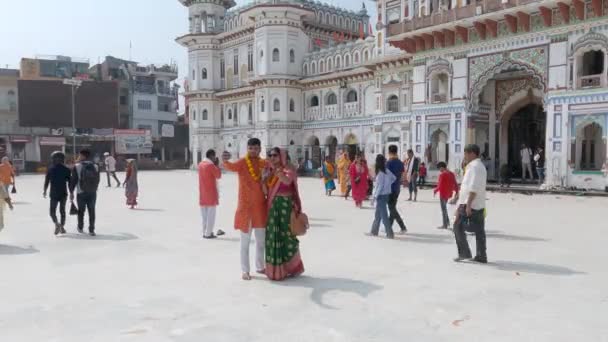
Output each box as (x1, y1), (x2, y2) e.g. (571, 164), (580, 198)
(0, 170), (606, 341)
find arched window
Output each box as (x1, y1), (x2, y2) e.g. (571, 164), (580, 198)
(327, 58), (333, 71)
(192, 110), (196, 121)
(354, 52), (360, 64)
(387, 95), (399, 112)
(303, 64), (308, 75)
(363, 50), (370, 62)
(346, 90), (358, 102)
(289, 98), (295, 112)
(578, 50), (606, 88)
(311, 62), (317, 74)
(310, 96), (319, 107)
(574, 122), (606, 170)
(202, 68), (207, 79)
(192, 69), (196, 80)
(227, 108), (232, 120)
(272, 48), (280, 62)
(273, 99), (280, 111)
(290, 49), (295, 63)
(202, 109), (208, 120)
(335, 56), (341, 68)
(260, 50), (264, 58)
(430, 72), (449, 103)
(345, 55), (351, 67)
(260, 99), (265, 112)
(326, 92), (337, 105)
(320, 60), (324, 73)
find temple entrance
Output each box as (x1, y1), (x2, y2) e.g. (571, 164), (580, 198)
(506, 103), (546, 179)
(429, 129), (449, 169)
(305, 136), (321, 169)
(344, 133), (359, 161)
(326, 136), (338, 161)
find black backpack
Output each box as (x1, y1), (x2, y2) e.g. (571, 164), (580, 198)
(79, 162), (100, 193)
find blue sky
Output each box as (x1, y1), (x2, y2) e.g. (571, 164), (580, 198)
(1, 0), (375, 112)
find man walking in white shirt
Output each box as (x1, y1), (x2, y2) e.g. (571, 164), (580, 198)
(453, 144), (488, 263)
(104, 152), (121, 188)
(520, 144), (533, 183)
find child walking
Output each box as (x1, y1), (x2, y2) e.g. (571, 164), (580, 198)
(418, 162), (427, 187)
(433, 162), (459, 229)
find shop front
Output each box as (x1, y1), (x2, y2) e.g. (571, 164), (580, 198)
(9, 135), (31, 172)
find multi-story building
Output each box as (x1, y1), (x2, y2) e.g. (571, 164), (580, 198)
(384, 0), (608, 190)
(0, 67), (60, 171)
(89, 57), (182, 162)
(178, 0), (608, 190)
(177, 0), (400, 167)
(89, 56), (138, 129)
(130, 63), (180, 139)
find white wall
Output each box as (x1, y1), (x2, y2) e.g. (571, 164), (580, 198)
(549, 41), (568, 90)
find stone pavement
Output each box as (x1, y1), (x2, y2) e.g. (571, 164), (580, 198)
(0, 171), (605, 341)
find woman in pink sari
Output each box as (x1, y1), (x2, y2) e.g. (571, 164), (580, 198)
(349, 153), (369, 208)
(264, 147), (305, 280)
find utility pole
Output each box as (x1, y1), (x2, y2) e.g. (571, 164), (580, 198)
(63, 78), (83, 158)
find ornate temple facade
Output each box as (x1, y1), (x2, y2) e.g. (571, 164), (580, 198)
(178, 0), (608, 190)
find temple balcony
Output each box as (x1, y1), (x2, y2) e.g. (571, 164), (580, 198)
(388, 0), (599, 53)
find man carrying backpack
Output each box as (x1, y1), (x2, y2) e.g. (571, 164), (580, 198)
(69, 149), (101, 236)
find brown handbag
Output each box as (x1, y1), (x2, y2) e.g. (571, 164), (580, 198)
(290, 209), (309, 236)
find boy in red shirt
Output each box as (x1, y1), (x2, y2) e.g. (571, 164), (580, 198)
(418, 162), (427, 187)
(433, 162), (459, 229)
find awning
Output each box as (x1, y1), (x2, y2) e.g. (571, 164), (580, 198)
(40, 137), (66, 146)
(10, 135), (32, 143)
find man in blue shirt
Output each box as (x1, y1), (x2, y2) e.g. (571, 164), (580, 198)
(386, 145), (407, 233)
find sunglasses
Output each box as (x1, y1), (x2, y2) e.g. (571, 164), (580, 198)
(268, 154), (279, 157)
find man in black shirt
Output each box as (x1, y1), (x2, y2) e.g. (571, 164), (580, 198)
(44, 151), (72, 235)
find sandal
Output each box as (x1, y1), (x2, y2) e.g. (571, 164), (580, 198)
(242, 273), (252, 281)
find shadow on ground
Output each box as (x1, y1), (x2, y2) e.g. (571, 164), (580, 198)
(0, 244), (39, 255)
(61, 232), (138, 241)
(490, 260), (585, 276)
(393, 232), (453, 244)
(12, 201), (32, 205)
(308, 218), (335, 222)
(485, 230), (548, 242)
(274, 275), (383, 310)
(132, 208), (165, 212)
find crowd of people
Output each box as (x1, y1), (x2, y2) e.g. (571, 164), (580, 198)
(0, 149), (140, 237)
(1, 139), (488, 285)
(197, 140), (489, 283)
(316, 144), (488, 263)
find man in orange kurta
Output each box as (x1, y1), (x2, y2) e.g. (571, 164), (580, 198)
(222, 138), (268, 280)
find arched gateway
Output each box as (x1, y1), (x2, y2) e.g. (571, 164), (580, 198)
(467, 58), (547, 180)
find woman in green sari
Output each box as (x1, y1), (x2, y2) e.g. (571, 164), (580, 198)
(264, 147), (304, 281)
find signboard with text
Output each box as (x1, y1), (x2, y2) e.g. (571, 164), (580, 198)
(114, 129), (152, 154)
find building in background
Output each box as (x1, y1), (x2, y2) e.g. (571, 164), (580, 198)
(384, 0), (608, 190)
(178, 0), (608, 190)
(0, 55), (185, 171)
(89, 57), (183, 166)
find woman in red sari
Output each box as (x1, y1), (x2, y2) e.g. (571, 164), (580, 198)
(349, 153), (369, 208)
(264, 147), (305, 280)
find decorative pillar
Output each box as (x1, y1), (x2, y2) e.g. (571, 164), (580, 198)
(489, 108), (497, 180)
